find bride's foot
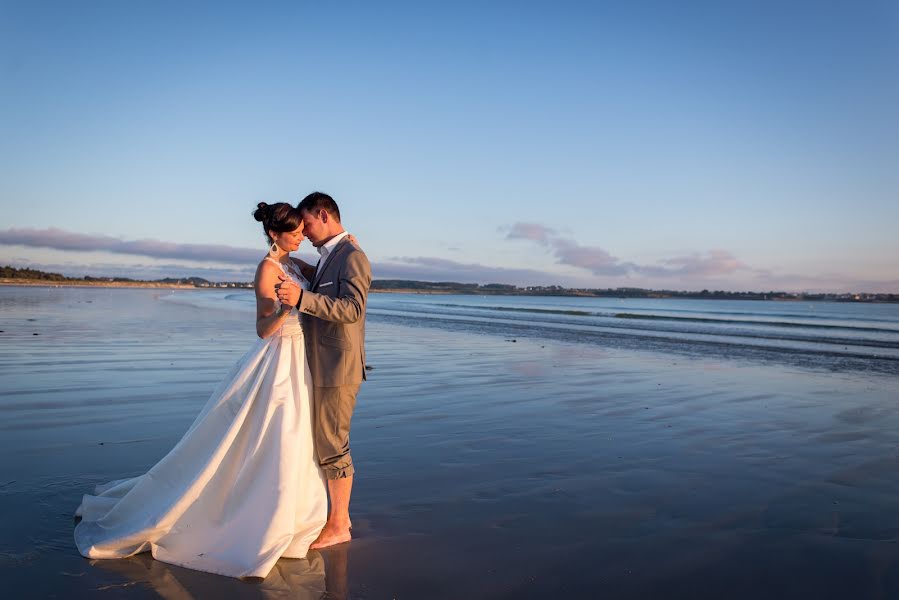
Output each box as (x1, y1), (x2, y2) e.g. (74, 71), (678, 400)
(310, 520), (352, 550)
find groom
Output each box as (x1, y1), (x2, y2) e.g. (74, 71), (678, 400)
(276, 191), (371, 549)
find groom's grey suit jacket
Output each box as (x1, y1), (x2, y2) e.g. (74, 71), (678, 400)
(298, 237), (371, 387)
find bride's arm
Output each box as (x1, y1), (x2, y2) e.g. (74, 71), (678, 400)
(255, 261), (293, 339)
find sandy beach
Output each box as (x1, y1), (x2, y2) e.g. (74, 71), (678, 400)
(1, 287), (898, 599)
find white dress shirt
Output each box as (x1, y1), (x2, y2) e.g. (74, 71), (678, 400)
(315, 231), (349, 278)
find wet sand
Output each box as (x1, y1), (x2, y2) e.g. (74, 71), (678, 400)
(1, 287), (898, 598)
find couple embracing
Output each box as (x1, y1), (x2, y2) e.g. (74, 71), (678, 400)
(74, 192), (371, 579)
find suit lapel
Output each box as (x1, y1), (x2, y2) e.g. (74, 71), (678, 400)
(312, 237), (348, 289)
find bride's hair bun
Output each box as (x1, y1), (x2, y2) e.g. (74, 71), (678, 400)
(252, 201), (303, 244)
(253, 202), (271, 223)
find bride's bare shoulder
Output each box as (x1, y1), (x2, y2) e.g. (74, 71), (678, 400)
(254, 258), (282, 281)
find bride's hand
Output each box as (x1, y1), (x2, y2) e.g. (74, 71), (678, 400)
(275, 275), (301, 307)
(347, 233), (359, 246)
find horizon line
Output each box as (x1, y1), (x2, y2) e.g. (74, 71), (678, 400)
(2, 265), (897, 297)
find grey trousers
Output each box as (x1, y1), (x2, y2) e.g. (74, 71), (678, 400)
(313, 384), (359, 480)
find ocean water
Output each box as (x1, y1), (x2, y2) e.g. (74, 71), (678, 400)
(2, 286), (899, 599)
(165, 289), (899, 372)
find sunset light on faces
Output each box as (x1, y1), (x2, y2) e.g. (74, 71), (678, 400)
(271, 224), (304, 255)
(300, 209), (337, 248)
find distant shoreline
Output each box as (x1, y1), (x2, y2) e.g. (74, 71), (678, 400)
(0, 279), (197, 289)
(0, 280), (456, 294)
(3, 266), (896, 301)
(0, 280), (434, 293)
(2, 279), (897, 302)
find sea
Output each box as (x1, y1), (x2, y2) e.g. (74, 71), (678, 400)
(166, 290), (899, 373)
(1, 286), (898, 599)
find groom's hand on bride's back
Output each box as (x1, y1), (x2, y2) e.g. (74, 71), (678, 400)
(275, 275), (301, 307)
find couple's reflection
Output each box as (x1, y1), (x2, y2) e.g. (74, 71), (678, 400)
(89, 544), (349, 599)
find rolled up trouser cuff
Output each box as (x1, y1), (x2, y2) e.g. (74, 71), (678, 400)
(323, 463), (355, 480)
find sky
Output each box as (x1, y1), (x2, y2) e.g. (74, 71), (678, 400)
(1, 0), (897, 292)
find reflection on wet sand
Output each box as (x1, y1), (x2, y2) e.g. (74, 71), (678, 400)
(5, 290), (899, 598)
(89, 545), (349, 600)
(322, 544), (349, 600)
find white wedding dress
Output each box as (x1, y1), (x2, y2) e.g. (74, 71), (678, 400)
(74, 259), (327, 579)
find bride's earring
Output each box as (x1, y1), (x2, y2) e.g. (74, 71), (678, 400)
(269, 240), (280, 257)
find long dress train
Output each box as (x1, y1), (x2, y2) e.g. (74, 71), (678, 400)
(74, 260), (326, 579)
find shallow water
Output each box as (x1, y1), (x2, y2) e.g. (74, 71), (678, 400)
(168, 290), (899, 372)
(1, 287), (898, 598)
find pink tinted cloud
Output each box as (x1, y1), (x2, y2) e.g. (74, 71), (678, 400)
(550, 239), (628, 276)
(0, 227), (261, 264)
(506, 222), (628, 276)
(0, 227), (583, 286)
(506, 222), (749, 279)
(636, 249), (749, 277)
(506, 222), (556, 245)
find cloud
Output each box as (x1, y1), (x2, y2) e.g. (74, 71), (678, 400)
(551, 239), (629, 275)
(375, 256), (579, 286)
(638, 249), (749, 278)
(4, 227), (895, 292)
(0, 227), (261, 264)
(0, 226), (754, 282)
(503, 224), (897, 291)
(506, 223), (556, 246)
(5, 253), (587, 287)
(506, 222), (748, 279)
(506, 223), (627, 275)
(0, 227), (583, 285)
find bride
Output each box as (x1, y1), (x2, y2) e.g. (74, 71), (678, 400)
(74, 202), (338, 579)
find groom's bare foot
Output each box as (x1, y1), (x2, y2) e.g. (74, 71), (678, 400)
(310, 521), (352, 550)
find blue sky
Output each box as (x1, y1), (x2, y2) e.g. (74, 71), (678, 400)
(1, 1), (897, 292)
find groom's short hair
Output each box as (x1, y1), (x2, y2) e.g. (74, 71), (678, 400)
(298, 192), (341, 223)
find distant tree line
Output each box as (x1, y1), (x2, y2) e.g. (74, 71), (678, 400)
(0, 266), (212, 286)
(4, 266), (896, 301)
(370, 280), (517, 293)
(1, 265), (69, 281)
(370, 279), (898, 302)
